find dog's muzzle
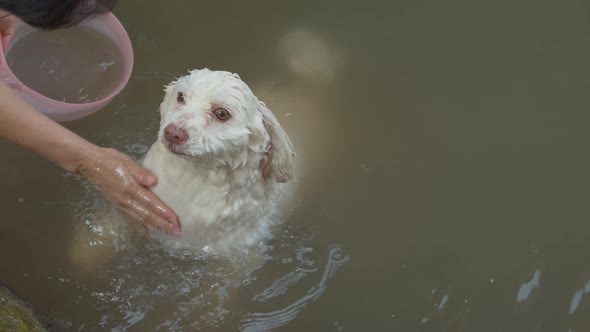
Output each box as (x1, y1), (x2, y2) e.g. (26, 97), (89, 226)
(164, 124), (188, 145)
(163, 123), (190, 155)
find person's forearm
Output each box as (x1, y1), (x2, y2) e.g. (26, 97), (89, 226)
(0, 80), (96, 173)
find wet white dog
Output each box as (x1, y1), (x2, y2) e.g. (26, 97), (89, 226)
(69, 29), (342, 273)
(142, 68), (295, 253)
(69, 68), (295, 273)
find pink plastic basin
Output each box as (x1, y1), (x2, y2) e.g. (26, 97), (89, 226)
(0, 12), (134, 122)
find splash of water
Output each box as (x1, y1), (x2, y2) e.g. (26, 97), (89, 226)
(61, 183), (350, 330)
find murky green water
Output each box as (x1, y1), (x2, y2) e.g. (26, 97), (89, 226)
(1, 0), (590, 330)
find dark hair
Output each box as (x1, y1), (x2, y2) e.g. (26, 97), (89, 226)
(0, 0), (119, 29)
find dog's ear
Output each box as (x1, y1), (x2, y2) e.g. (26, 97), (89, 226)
(257, 101), (295, 183)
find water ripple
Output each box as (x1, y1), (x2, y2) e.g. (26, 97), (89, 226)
(240, 245), (350, 331)
(516, 268), (541, 303)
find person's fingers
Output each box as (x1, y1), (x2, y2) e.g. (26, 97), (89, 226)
(123, 159), (179, 227)
(118, 205), (149, 236)
(132, 185), (180, 228)
(127, 200), (181, 236)
(85, 147), (181, 236)
(119, 205), (145, 226)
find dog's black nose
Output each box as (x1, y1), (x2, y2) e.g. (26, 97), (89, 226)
(164, 124), (188, 144)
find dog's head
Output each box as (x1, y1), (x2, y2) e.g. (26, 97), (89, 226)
(158, 68), (294, 183)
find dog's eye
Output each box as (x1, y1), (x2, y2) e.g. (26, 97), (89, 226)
(213, 108), (231, 121)
(177, 92), (185, 104)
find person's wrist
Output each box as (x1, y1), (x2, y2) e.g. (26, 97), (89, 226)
(67, 143), (102, 176)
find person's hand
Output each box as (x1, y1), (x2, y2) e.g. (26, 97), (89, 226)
(0, 10), (15, 52)
(78, 146), (181, 236)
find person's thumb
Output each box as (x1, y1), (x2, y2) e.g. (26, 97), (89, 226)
(132, 166), (158, 187)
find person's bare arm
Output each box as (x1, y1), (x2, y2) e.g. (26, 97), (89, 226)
(0, 80), (181, 235)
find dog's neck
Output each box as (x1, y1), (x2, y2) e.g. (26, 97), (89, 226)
(197, 148), (264, 177)
(144, 141), (266, 186)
